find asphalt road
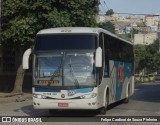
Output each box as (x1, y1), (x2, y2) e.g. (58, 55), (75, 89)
(0, 81), (160, 125)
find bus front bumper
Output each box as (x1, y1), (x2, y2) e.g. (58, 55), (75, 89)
(33, 97), (100, 110)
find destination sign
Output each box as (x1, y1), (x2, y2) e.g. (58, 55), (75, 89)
(38, 80), (59, 84)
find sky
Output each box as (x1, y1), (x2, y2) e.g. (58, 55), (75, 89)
(100, 0), (160, 15)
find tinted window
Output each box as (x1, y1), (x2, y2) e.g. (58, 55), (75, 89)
(104, 34), (134, 62)
(35, 34), (97, 51)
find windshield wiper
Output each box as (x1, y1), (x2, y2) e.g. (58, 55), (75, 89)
(50, 57), (63, 81)
(50, 66), (61, 80)
(68, 63), (79, 88)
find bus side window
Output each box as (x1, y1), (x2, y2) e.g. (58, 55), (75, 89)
(104, 34), (110, 77)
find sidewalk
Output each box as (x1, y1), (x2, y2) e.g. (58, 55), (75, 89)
(0, 92), (32, 104)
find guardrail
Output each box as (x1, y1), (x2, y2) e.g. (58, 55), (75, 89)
(155, 75), (160, 81)
(135, 75), (155, 83)
(135, 74), (160, 83)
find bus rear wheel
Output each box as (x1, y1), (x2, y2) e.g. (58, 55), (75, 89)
(124, 85), (130, 103)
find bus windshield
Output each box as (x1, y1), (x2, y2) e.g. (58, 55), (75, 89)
(35, 51), (96, 88)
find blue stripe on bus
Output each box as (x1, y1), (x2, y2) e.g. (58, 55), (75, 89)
(34, 87), (94, 93)
(76, 88), (94, 93)
(35, 87), (61, 92)
(68, 88), (94, 96)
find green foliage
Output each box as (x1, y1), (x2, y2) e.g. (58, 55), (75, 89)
(98, 21), (115, 34)
(136, 22), (146, 27)
(134, 44), (147, 72)
(153, 52), (160, 72)
(124, 28), (138, 40)
(1, 0), (99, 47)
(145, 39), (160, 73)
(118, 34), (131, 41)
(105, 9), (114, 16)
(116, 28), (138, 42)
(146, 39), (159, 54)
(135, 39), (160, 73)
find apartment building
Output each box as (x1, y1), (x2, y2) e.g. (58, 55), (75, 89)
(145, 15), (159, 26)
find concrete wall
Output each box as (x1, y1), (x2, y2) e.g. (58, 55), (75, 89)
(134, 33), (157, 45)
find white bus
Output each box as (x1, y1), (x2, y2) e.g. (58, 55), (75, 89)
(23, 27), (134, 114)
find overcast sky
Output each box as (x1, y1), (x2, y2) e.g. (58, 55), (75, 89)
(100, 0), (160, 15)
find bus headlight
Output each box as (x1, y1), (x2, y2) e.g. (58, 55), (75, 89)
(33, 94), (47, 99)
(80, 93), (97, 99)
(90, 93), (97, 98)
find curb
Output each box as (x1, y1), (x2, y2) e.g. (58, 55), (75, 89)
(0, 93), (32, 104)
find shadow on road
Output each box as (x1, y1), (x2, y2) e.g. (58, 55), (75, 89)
(20, 105), (42, 116)
(107, 100), (125, 111)
(21, 105), (99, 117)
(20, 82), (160, 117)
(21, 101), (126, 117)
(48, 110), (99, 117)
(131, 81), (160, 103)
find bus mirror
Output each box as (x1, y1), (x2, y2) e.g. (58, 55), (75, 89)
(95, 47), (102, 67)
(22, 48), (32, 69)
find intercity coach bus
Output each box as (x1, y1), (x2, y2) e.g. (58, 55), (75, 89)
(23, 27), (134, 114)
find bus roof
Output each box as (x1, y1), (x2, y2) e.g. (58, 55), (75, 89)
(37, 27), (133, 45)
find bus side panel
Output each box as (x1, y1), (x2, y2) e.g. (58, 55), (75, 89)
(109, 60), (133, 102)
(98, 78), (110, 107)
(107, 60), (116, 104)
(131, 76), (135, 96)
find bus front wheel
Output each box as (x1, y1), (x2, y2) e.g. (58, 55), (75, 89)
(48, 109), (59, 114)
(99, 107), (107, 115)
(99, 92), (109, 115)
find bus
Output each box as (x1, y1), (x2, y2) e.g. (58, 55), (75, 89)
(23, 27), (134, 114)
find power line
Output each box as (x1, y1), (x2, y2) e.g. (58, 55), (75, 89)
(103, 1), (109, 10)
(99, 0), (109, 15)
(100, 3), (106, 14)
(116, 12), (160, 16)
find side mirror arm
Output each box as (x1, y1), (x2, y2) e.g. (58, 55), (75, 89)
(22, 48), (32, 69)
(95, 47), (102, 67)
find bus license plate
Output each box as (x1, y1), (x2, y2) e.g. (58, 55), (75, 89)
(58, 103), (68, 107)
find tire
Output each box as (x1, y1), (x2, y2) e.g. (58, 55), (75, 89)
(124, 86), (130, 103)
(106, 92), (109, 108)
(124, 97), (129, 103)
(99, 107), (107, 115)
(48, 109), (58, 114)
(99, 92), (109, 115)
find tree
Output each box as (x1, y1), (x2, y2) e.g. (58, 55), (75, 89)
(134, 39), (160, 74)
(153, 52), (160, 72)
(134, 44), (147, 73)
(105, 9), (114, 16)
(145, 39), (160, 73)
(98, 21), (115, 33)
(1, 0), (99, 93)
